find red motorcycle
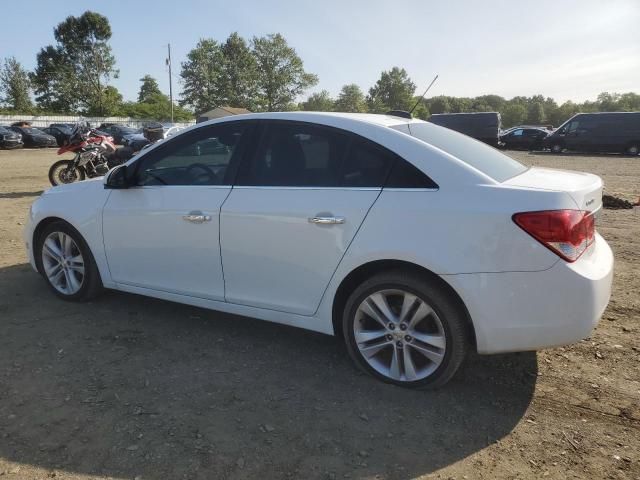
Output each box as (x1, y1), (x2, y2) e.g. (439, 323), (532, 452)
(48, 122), (118, 186)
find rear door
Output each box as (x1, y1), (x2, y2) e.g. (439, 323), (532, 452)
(220, 120), (393, 315)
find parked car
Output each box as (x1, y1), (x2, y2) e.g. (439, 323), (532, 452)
(96, 124), (139, 145)
(123, 125), (186, 151)
(122, 130), (149, 151)
(0, 126), (23, 149)
(428, 112), (502, 147)
(41, 125), (73, 147)
(24, 112), (613, 388)
(9, 126), (57, 148)
(544, 112), (640, 155)
(49, 123), (76, 129)
(499, 127), (549, 150)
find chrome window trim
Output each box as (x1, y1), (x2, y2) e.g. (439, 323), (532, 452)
(383, 187), (439, 192)
(134, 185), (233, 190)
(232, 185), (381, 191)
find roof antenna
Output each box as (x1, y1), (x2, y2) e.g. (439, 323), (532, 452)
(409, 74), (439, 115)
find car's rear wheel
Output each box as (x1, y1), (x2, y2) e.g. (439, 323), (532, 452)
(625, 144), (639, 156)
(342, 271), (469, 389)
(36, 221), (103, 301)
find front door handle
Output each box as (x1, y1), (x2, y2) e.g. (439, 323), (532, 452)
(183, 211), (212, 223)
(308, 216), (345, 225)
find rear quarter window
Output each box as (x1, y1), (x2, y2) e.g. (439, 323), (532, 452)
(399, 122), (527, 182)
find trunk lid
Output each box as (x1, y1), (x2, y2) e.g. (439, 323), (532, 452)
(503, 167), (603, 212)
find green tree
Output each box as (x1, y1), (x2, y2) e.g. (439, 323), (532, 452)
(179, 38), (224, 113)
(448, 97), (471, 113)
(411, 100), (430, 120)
(31, 11), (118, 115)
(474, 94), (505, 111)
(334, 84), (367, 113)
(617, 92), (640, 111)
(123, 95), (192, 121)
(0, 56), (33, 111)
(500, 103), (526, 127)
(527, 102), (546, 124)
(471, 102), (492, 112)
(138, 75), (162, 103)
(596, 92), (621, 111)
(101, 85), (123, 114)
(301, 90), (334, 111)
(553, 101), (581, 125)
(367, 67), (416, 112)
(219, 32), (259, 110)
(429, 96), (450, 114)
(251, 34), (318, 111)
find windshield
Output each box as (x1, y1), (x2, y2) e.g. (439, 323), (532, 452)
(398, 122), (528, 182)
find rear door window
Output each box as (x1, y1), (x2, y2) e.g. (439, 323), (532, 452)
(236, 122), (349, 187)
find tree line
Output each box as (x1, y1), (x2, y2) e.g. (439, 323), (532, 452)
(0, 10), (638, 127)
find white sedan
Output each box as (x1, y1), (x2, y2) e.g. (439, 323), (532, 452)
(24, 112), (614, 388)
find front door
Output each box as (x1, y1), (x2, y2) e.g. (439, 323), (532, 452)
(220, 121), (396, 315)
(102, 122), (251, 300)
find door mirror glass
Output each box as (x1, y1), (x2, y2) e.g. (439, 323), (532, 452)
(104, 164), (129, 189)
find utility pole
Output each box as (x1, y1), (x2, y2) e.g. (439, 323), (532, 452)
(167, 43), (174, 123)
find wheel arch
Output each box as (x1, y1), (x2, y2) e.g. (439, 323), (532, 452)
(32, 217), (94, 276)
(331, 259), (477, 348)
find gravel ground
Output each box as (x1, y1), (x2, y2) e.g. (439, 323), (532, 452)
(0, 148), (638, 480)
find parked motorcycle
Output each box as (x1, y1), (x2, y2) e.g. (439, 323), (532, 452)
(48, 123), (118, 186)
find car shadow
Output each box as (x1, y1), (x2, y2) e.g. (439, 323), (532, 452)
(0, 190), (44, 199)
(0, 263), (537, 480)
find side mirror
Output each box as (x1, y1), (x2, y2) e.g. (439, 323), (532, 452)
(104, 164), (130, 189)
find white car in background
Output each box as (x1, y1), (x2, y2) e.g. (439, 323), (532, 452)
(24, 112), (613, 388)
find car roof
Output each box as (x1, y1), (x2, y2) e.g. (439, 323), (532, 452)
(197, 111), (418, 129)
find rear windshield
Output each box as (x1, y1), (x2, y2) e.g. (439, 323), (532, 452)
(398, 122), (527, 182)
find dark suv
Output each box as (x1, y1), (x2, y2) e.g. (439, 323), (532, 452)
(428, 112), (502, 147)
(544, 112), (640, 155)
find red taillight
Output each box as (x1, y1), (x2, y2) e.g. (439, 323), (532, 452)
(513, 210), (595, 262)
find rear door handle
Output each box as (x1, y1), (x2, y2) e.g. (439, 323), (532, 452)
(308, 216), (345, 225)
(183, 211), (211, 223)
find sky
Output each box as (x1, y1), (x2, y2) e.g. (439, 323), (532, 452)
(1, 0), (638, 105)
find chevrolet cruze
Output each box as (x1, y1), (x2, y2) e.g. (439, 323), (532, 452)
(24, 112), (614, 388)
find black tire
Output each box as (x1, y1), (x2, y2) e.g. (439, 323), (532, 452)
(49, 160), (85, 186)
(550, 143), (563, 154)
(625, 144), (639, 156)
(342, 270), (469, 389)
(35, 221), (103, 301)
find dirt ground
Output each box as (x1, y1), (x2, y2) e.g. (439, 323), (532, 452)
(0, 148), (638, 480)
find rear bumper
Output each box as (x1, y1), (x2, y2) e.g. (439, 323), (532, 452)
(445, 233), (614, 354)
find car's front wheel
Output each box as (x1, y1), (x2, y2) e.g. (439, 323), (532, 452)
(342, 271), (469, 389)
(550, 143), (564, 154)
(36, 221), (103, 301)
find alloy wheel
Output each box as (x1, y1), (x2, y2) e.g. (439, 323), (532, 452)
(41, 232), (85, 295)
(353, 289), (446, 382)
